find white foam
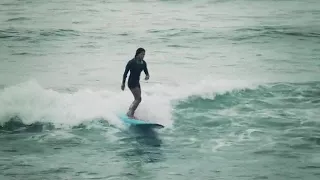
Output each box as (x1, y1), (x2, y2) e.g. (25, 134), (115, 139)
(0, 79), (257, 129)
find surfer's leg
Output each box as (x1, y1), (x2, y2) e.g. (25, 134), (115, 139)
(127, 84), (141, 118)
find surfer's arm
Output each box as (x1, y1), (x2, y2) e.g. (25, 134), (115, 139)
(143, 60), (149, 78)
(122, 61), (131, 85)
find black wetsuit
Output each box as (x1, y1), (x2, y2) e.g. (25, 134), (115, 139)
(122, 58), (149, 89)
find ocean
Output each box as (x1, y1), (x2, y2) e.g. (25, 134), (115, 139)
(1, 0), (320, 179)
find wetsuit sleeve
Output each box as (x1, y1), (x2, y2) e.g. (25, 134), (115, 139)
(122, 61), (131, 84)
(143, 61), (149, 76)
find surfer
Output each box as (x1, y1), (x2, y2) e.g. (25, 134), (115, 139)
(121, 48), (149, 118)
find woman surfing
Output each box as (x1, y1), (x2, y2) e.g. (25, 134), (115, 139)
(121, 48), (149, 118)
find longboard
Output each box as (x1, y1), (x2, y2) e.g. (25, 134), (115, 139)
(118, 114), (164, 129)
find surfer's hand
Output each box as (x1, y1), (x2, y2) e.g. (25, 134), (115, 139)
(121, 84), (125, 91)
(145, 75), (149, 80)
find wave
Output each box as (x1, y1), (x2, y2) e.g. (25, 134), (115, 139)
(0, 79), (318, 132)
(6, 17), (31, 22)
(233, 25), (320, 41)
(0, 28), (80, 42)
(0, 79), (257, 131)
(177, 81), (320, 106)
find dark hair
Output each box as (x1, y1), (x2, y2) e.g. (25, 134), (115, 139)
(135, 48), (145, 57)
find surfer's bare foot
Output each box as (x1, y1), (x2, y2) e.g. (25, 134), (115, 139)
(130, 114), (137, 119)
(126, 111), (135, 118)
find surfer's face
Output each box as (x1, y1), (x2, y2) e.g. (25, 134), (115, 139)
(136, 51), (145, 60)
